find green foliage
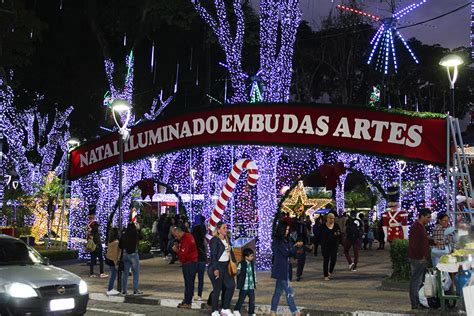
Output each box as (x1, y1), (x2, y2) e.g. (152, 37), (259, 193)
(140, 227), (152, 243)
(37, 249), (78, 262)
(34, 174), (63, 214)
(390, 239), (411, 281)
(17, 226), (32, 236)
(138, 240), (151, 254)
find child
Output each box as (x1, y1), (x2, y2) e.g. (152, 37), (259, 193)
(295, 236), (312, 281)
(367, 226), (375, 250)
(233, 248), (256, 316)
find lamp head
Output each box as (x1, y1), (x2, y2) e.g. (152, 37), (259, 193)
(396, 159), (406, 171)
(439, 54), (464, 68)
(111, 99), (132, 113)
(67, 138), (80, 151)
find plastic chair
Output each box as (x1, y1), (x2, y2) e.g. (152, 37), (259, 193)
(436, 269), (461, 313)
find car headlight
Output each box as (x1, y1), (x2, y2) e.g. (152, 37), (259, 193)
(6, 283), (38, 298)
(79, 280), (88, 295)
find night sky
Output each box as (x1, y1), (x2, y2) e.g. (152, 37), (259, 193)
(251, 0), (471, 49)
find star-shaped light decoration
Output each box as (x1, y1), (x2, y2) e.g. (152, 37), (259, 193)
(281, 181), (332, 217)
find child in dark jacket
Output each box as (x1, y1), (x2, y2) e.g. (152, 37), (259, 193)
(233, 248), (256, 316)
(295, 236), (312, 281)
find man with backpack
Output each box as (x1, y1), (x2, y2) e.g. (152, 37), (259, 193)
(343, 210), (363, 271)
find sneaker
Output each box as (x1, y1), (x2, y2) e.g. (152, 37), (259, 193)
(221, 309), (233, 316)
(89, 274), (97, 278)
(211, 312), (220, 316)
(106, 289), (120, 296)
(328, 272), (333, 279)
(351, 266), (357, 272)
(233, 311), (242, 316)
(120, 291), (128, 296)
(348, 263), (354, 271)
(296, 276), (301, 281)
(194, 296), (203, 301)
(99, 273), (109, 278)
(133, 290), (144, 295)
(324, 277), (330, 281)
(177, 303), (191, 309)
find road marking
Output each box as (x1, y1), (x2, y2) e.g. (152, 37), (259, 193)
(87, 307), (145, 316)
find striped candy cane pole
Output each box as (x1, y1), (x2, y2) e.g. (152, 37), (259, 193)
(207, 158), (259, 239)
(131, 208), (137, 223)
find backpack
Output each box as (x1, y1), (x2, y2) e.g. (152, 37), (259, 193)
(86, 238), (97, 252)
(346, 218), (363, 241)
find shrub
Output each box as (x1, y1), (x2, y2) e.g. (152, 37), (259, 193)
(138, 240), (151, 254)
(38, 249), (78, 262)
(141, 227), (152, 243)
(390, 239), (410, 280)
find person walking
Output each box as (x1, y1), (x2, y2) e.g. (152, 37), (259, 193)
(408, 208), (431, 310)
(209, 221), (235, 316)
(312, 216), (322, 256)
(295, 236), (311, 281)
(105, 227), (120, 295)
(320, 212), (341, 281)
(89, 221), (108, 278)
(270, 222), (302, 316)
(192, 219), (207, 301)
(119, 222), (143, 295)
(171, 226), (198, 309)
(233, 248), (256, 316)
(343, 211), (363, 271)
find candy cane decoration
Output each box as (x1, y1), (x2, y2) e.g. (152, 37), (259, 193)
(131, 208), (138, 223)
(207, 159), (259, 239)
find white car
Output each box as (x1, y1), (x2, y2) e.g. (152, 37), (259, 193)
(0, 234), (89, 315)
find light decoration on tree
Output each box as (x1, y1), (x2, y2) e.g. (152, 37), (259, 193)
(281, 180), (332, 216)
(337, 1), (427, 74)
(0, 81), (72, 211)
(369, 85), (381, 107)
(191, 0), (301, 103)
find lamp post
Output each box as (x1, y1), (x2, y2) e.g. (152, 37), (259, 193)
(59, 138), (80, 250)
(439, 54), (464, 116)
(111, 99), (131, 293)
(396, 160), (406, 206)
(111, 99), (132, 233)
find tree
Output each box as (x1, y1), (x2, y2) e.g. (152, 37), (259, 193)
(191, 0), (302, 103)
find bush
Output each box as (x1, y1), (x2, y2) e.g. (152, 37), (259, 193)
(390, 239), (410, 280)
(141, 227), (152, 243)
(138, 240), (151, 254)
(37, 249), (78, 262)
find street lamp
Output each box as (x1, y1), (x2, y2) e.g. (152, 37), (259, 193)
(111, 99), (132, 233)
(439, 54), (464, 116)
(111, 99), (131, 293)
(396, 160), (406, 206)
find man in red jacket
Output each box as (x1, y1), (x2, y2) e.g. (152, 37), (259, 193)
(407, 208), (431, 310)
(172, 226), (198, 309)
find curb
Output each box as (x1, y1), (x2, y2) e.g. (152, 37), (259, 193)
(89, 293), (465, 316)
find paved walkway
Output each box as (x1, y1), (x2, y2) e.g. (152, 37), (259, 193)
(57, 245), (464, 315)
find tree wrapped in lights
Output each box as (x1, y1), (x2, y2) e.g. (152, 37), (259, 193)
(0, 83), (72, 196)
(191, 0), (301, 103)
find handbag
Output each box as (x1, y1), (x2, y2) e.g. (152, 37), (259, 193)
(227, 240), (238, 277)
(85, 238), (97, 252)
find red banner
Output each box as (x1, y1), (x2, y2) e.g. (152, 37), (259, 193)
(69, 104), (447, 179)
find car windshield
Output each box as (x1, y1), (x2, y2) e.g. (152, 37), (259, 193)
(0, 240), (45, 265)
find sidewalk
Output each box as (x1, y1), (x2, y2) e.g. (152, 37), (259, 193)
(57, 246), (465, 315)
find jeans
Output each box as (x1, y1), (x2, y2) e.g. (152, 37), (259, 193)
(122, 252), (140, 293)
(343, 238), (359, 268)
(323, 248), (337, 277)
(234, 289), (255, 314)
(209, 262), (235, 311)
(271, 279), (298, 314)
(182, 262), (197, 304)
(409, 258), (427, 308)
(90, 249), (104, 275)
(197, 261), (206, 296)
(107, 264), (117, 291)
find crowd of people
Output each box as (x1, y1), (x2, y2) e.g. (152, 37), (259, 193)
(84, 206), (458, 315)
